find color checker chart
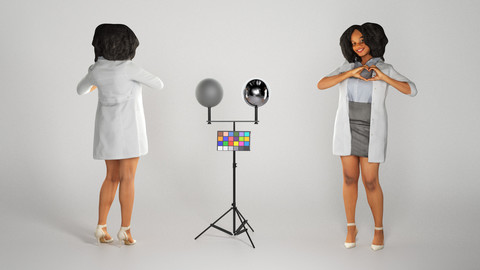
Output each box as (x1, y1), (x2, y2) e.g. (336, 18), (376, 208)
(217, 131), (251, 151)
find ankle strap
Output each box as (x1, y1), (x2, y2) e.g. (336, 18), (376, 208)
(120, 226), (130, 230)
(97, 224), (107, 228)
(347, 223), (356, 226)
(374, 227), (383, 230)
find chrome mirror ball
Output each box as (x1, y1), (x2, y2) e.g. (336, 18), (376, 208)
(243, 79), (269, 107)
(195, 78), (223, 108)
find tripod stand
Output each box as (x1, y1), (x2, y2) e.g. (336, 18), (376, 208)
(195, 121), (256, 248)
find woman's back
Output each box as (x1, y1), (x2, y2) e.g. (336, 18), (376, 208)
(90, 58), (141, 105)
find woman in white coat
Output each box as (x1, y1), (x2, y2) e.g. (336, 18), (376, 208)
(317, 23), (417, 250)
(77, 24), (164, 245)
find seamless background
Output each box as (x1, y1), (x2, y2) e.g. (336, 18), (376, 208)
(1, 0), (479, 269)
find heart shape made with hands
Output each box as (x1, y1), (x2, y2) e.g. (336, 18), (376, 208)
(360, 66), (376, 80)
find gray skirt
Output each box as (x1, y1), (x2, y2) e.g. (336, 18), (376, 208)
(349, 101), (371, 157)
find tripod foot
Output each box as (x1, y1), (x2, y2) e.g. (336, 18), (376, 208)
(195, 206), (256, 248)
(195, 208), (233, 240)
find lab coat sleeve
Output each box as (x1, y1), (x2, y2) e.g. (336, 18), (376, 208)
(388, 65), (418, 97)
(127, 62), (164, 90)
(77, 65), (96, 95)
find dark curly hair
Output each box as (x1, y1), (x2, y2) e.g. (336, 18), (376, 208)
(339, 22), (388, 63)
(92, 24), (139, 62)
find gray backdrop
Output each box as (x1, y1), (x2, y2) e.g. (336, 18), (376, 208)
(1, 0), (479, 269)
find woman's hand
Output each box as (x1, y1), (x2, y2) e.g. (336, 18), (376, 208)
(366, 65), (386, 81)
(367, 65), (412, 94)
(349, 65), (369, 81)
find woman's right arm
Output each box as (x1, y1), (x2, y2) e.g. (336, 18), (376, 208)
(317, 66), (367, 90)
(77, 65), (96, 95)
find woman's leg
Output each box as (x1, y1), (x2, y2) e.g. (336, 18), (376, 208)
(97, 160), (121, 240)
(341, 156), (360, 243)
(118, 157), (140, 242)
(359, 157), (383, 245)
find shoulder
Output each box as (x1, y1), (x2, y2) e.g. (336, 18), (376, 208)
(124, 60), (144, 73)
(376, 60), (393, 69)
(340, 60), (354, 69)
(86, 63), (99, 74)
(376, 61), (397, 74)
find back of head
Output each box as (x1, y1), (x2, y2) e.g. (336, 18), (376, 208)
(92, 24), (139, 62)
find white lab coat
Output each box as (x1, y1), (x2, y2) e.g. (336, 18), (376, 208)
(327, 60), (417, 163)
(77, 58), (164, 160)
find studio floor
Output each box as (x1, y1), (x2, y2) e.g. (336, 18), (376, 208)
(2, 190), (478, 270)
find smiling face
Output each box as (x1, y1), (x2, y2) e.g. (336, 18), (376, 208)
(351, 29), (371, 58)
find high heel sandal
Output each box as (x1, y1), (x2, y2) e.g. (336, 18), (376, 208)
(117, 226), (136, 245)
(95, 224), (114, 243)
(371, 227), (384, 251)
(344, 223), (358, 249)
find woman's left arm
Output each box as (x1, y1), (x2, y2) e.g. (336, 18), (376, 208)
(128, 62), (164, 90)
(368, 65), (417, 97)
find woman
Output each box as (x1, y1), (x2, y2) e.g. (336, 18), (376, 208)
(317, 22), (417, 250)
(77, 24), (164, 245)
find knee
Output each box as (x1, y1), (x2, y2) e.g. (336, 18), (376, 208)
(343, 173), (359, 186)
(364, 177), (378, 191)
(105, 174), (120, 183)
(119, 172), (135, 183)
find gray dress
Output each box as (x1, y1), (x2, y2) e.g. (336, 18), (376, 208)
(77, 58), (164, 160)
(349, 101), (371, 157)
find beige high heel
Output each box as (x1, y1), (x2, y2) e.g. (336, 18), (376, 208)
(344, 223), (358, 249)
(371, 227), (384, 251)
(117, 226), (136, 245)
(95, 224), (114, 243)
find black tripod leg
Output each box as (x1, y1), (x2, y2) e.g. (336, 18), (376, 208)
(244, 229), (255, 248)
(195, 208), (233, 240)
(236, 208), (254, 232)
(234, 209), (255, 248)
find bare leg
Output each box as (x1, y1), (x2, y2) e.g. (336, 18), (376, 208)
(118, 157), (139, 243)
(341, 156), (360, 243)
(359, 157), (384, 245)
(97, 160), (121, 240)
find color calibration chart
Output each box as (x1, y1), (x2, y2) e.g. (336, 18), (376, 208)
(217, 131), (251, 151)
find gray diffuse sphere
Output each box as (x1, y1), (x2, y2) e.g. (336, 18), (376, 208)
(243, 79), (269, 107)
(195, 78), (223, 108)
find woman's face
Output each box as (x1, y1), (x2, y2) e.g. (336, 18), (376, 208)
(351, 29), (370, 58)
